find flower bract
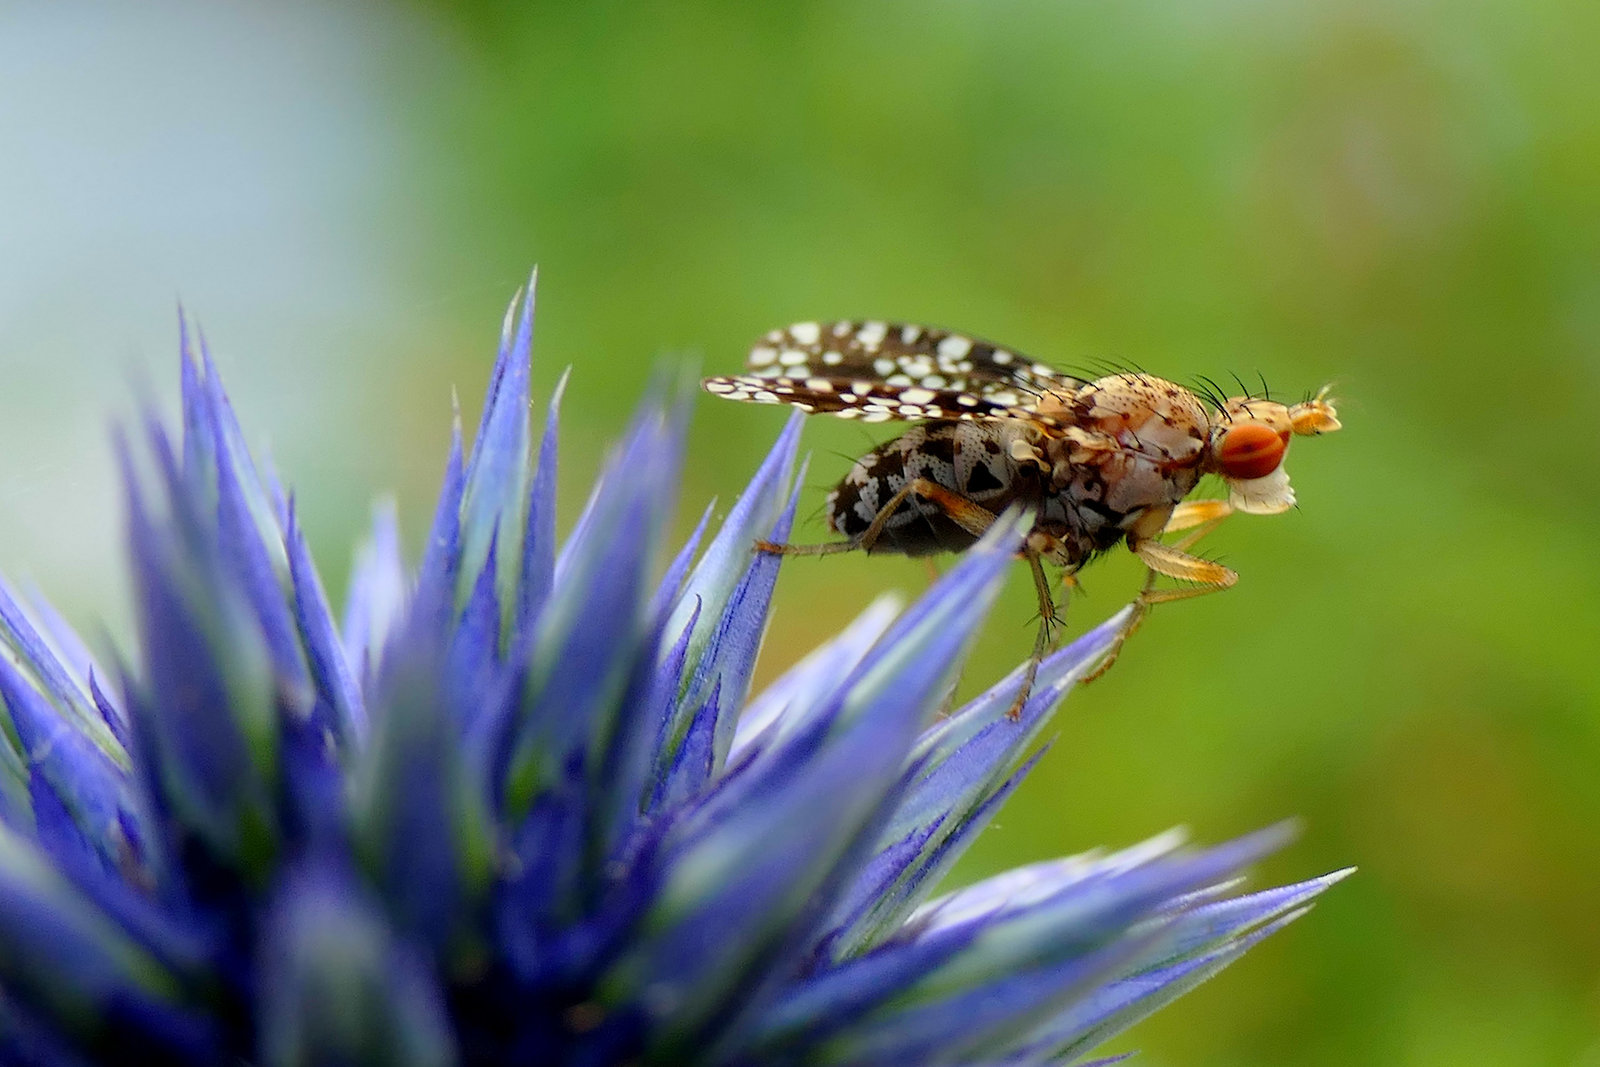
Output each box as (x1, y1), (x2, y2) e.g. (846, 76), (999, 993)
(0, 277), (1348, 1065)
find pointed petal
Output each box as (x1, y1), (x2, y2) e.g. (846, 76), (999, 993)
(728, 595), (901, 760)
(0, 655), (137, 877)
(0, 823), (216, 1061)
(808, 931), (1165, 1066)
(0, 579), (120, 760)
(179, 345), (313, 721)
(823, 746), (1048, 957)
(1036, 873), (1351, 1060)
(445, 531), (504, 740)
(15, 582), (99, 707)
(661, 410), (802, 649)
(655, 413), (801, 764)
(87, 671), (129, 752)
(610, 514), (1029, 1054)
(741, 828), (1304, 1063)
(177, 318), (211, 491)
(121, 425), (282, 877)
(710, 509), (1034, 824)
(650, 681), (720, 812)
(501, 397), (684, 822)
(16, 583), (128, 748)
(909, 827), (1293, 945)
(829, 609), (1133, 954)
(1159, 866), (1355, 963)
(816, 809), (952, 951)
(284, 502), (363, 745)
(350, 627), (493, 952)
(459, 278), (535, 631)
(648, 501), (713, 625)
(195, 330), (289, 525)
(660, 460), (802, 790)
(412, 419), (465, 644)
(257, 861), (457, 1067)
(341, 500), (407, 693)
(513, 369), (567, 645)
(171, 353), (359, 849)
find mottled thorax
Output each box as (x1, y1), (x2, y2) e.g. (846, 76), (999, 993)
(1016, 375), (1210, 565)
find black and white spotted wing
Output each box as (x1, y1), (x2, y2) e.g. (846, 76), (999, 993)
(741, 320), (1084, 400)
(702, 320), (1086, 424)
(700, 373), (1033, 424)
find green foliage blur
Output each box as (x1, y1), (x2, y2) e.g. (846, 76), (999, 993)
(380, 6), (1598, 1060)
(9, 1), (1599, 1062)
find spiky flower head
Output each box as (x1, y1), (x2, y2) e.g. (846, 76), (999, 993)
(0, 277), (1347, 1065)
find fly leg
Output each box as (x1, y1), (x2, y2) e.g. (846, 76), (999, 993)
(1160, 499), (1234, 537)
(1004, 549), (1062, 721)
(882, 483), (1054, 722)
(756, 477), (997, 555)
(906, 486), (1064, 722)
(758, 479), (1055, 723)
(1082, 501), (1239, 683)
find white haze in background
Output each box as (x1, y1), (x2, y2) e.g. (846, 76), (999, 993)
(0, 3), (448, 630)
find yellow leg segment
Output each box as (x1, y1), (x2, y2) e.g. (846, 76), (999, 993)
(1162, 499), (1234, 534)
(1081, 504), (1240, 684)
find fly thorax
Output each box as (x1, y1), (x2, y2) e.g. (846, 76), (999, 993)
(1102, 451), (1200, 513)
(1129, 409), (1208, 461)
(1081, 374), (1210, 437)
(1040, 375), (1209, 512)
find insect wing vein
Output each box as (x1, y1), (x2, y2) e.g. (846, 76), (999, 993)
(701, 374), (1035, 424)
(744, 320), (1084, 400)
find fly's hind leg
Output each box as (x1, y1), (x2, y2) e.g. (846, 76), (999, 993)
(756, 477), (996, 555)
(1081, 501), (1240, 684)
(1004, 548), (1063, 721)
(757, 479), (1054, 724)
(759, 478), (1069, 724)
(905, 485), (1059, 723)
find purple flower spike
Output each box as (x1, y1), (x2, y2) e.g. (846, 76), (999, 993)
(0, 277), (1349, 1065)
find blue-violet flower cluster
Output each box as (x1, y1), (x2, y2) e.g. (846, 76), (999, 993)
(0, 280), (1347, 1065)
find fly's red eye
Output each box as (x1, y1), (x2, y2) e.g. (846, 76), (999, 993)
(1217, 423), (1287, 480)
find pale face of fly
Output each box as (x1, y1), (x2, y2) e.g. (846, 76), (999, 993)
(1204, 389), (1342, 515)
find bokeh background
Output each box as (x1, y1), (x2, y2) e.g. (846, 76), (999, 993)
(3, 2), (1596, 1063)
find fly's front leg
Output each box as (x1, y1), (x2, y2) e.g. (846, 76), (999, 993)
(1160, 499), (1234, 544)
(1081, 501), (1239, 684)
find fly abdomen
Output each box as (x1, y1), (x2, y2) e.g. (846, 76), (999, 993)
(826, 421), (1031, 557)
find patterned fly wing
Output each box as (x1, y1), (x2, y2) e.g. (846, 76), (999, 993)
(702, 320), (1086, 424)
(700, 373), (1036, 424)
(744, 321), (1084, 400)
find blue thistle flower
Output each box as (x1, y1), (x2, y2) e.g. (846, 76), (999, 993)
(0, 276), (1349, 1065)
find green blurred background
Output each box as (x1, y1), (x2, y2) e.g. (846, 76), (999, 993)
(2, 2), (1597, 1062)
